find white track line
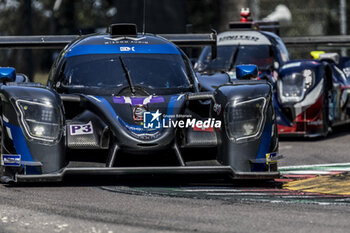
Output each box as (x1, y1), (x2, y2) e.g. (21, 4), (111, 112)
(280, 162), (350, 170)
(280, 170), (335, 175)
(207, 193), (268, 196)
(179, 189), (240, 192)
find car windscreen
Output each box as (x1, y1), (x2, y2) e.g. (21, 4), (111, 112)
(60, 53), (192, 89)
(197, 45), (273, 73)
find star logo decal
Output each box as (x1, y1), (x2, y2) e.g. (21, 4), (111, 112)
(150, 110), (162, 122)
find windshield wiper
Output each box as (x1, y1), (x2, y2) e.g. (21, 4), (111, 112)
(119, 56), (136, 96)
(227, 44), (240, 72)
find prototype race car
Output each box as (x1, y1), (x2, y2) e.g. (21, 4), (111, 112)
(195, 9), (350, 137)
(0, 24), (279, 183)
(276, 53), (350, 136)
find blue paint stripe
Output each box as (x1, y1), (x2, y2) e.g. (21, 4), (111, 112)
(3, 122), (34, 162)
(65, 44), (181, 57)
(256, 121), (273, 160)
(93, 96), (119, 119)
(251, 121), (273, 172)
(166, 95), (180, 116)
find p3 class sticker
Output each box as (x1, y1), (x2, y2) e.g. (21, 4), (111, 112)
(69, 121), (93, 136)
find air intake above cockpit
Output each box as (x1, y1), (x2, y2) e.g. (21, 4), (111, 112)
(108, 23), (138, 37)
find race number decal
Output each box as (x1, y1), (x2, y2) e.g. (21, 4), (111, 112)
(70, 121), (93, 135)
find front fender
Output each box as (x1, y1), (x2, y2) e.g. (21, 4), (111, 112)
(212, 81), (278, 172)
(0, 85), (66, 174)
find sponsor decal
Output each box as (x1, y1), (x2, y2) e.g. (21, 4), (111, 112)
(193, 125), (214, 132)
(69, 121), (93, 135)
(120, 46), (135, 52)
(213, 103), (222, 115)
(266, 152), (277, 164)
(104, 36), (148, 44)
(343, 67), (350, 78)
(219, 35), (260, 42)
(113, 96), (164, 106)
(1, 154), (21, 166)
(143, 110), (221, 130)
(143, 110), (162, 129)
(133, 105), (148, 121)
(217, 31), (271, 45)
(307, 120), (323, 126)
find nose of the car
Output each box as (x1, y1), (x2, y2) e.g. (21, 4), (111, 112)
(80, 94), (186, 150)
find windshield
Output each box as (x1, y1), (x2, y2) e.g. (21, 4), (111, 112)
(60, 53), (192, 90)
(197, 45), (274, 73)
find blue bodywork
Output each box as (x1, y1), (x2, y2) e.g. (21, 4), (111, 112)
(0, 67), (16, 82)
(236, 64), (258, 80)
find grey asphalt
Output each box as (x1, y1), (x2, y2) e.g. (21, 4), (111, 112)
(279, 125), (350, 166)
(1, 127), (350, 233)
(1, 183), (350, 233)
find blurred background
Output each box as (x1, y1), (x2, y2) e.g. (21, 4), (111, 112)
(0, 0), (348, 82)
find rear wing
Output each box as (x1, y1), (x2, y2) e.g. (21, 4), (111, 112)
(0, 32), (217, 58)
(227, 19), (350, 47)
(282, 35), (350, 47)
(256, 21), (280, 35)
(0, 35), (77, 49)
(228, 21), (280, 35)
(161, 32), (217, 59)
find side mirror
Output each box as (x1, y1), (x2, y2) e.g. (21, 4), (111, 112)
(0, 67), (16, 84)
(236, 64), (258, 80)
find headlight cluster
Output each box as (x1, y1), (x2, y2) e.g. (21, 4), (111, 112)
(15, 99), (63, 142)
(278, 69), (315, 103)
(303, 69), (314, 90)
(225, 97), (267, 142)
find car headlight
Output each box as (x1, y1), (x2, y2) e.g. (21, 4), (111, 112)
(15, 99), (63, 142)
(278, 69), (315, 103)
(303, 69), (314, 90)
(225, 97), (267, 142)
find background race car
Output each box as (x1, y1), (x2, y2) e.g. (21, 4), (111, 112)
(277, 53), (350, 136)
(195, 9), (350, 137)
(0, 24), (280, 183)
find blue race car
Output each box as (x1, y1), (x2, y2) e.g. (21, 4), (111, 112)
(0, 24), (279, 183)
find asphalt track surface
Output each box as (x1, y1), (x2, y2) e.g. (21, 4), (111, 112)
(2, 126), (350, 232)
